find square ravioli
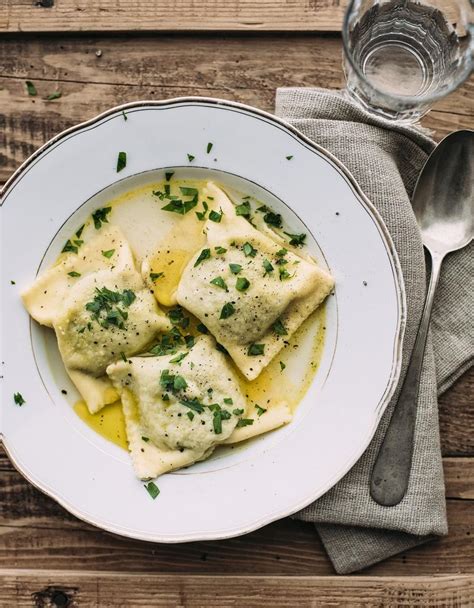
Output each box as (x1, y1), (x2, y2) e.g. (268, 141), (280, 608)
(22, 225), (170, 413)
(106, 335), (248, 479)
(176, 183), (334, 380)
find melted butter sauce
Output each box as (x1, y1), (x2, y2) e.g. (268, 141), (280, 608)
(74, 400), (128, 450)
(72, 179), (327, 449)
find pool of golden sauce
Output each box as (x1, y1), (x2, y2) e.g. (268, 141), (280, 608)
(72, 179), (326, 448)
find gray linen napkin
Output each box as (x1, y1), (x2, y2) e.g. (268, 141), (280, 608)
(275, 87), (474, 574)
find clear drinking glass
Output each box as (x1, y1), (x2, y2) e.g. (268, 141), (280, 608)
(343, 0), (474, 121)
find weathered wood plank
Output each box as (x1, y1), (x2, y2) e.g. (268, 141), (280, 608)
(0, 35), (473, 183)
(440, 368), (474, 456)
(1, 0), (347, 33)
(0, 458), (473, 576)
(0, 571), (473, 607)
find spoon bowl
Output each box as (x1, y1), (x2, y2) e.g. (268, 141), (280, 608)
(413, 130), (473, 255)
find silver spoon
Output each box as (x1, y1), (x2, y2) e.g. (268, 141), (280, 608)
(370, 130), (474, 507)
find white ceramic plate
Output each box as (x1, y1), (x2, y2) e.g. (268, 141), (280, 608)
(0, 98), (406, 542)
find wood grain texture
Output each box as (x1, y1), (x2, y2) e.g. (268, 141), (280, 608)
(1, 0), (347, 33)
(0, 445), (473, 576)
(440, 368), (474, 456)
(0, 571), (473, 607)
(0, 35), (473, 183)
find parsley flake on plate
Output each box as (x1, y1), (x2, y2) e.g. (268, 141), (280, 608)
(46, 90), (62, 101)
(116, 151), (127, 172)
(187, 154), (195, 162)
(144, 481), (160, 500)
(68, 271), (81, 278)
(102, 249), (115, 258)
(255, 404), (267, 416)
(207, 142), (213, 154)
(272, 319), (288, 335)
(13, 392), (25, 406)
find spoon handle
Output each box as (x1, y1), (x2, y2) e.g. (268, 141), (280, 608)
(370, 253), (444, 506)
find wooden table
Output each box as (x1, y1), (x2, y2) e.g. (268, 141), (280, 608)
(1, 2), (473, 605)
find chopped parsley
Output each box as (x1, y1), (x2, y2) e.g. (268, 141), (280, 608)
(144, 481), (160, 499)
(180, 186), (199, 198)
(209, 209), (223, 223)
(116, 151), (127, 172)
(150, 327), (185, 356)
(68, 271), (81, 278)
(187, 154), (195, 162)
(168, 306), (190, 329)
(276, 248), (288, 257)
(279, 361), (286, 371)
(75, 225), (85, 239)
(243, 242), (257, 257)
(150, 272), (165, 281)
(85, 286), (136, 329)
(173, 375), (188, 391)
(92, 207), (112, 230)
(210, 276), (228, 291)
(180, 398), (205, 414)
(279, 268), (293, 281)
(220, 302), (235, 319)
(236, 418), (254, 428)
(13, 392), (25, 406)
(224, 397), (233, 405)
(25, 81), (37, 96)
(46, 90), (62, 101)
(206, 142), (213, 153)
(187, 411), (195, 421)
(284, 232), (306, 247)
(120, 351), (128, 362)
(196, 201), (209, 221)
(185, 335), (195, 348)
(263, 211), (282, 228)
(194, 248), (211, 267)
(165, 172), (174, 181)
(170, 352), (188, 365)
(197, 323), (208, 334)
(247, 343), (265, 356)
(122, 110), (128, 121)
(212, 406), (231, 434)
(233, 408), (244, 415)
(215, 246), (227, 255)
(141, 436), (149, 442)
(235, 201), (251, 217)
(263, 259), (274, 275)
(61, 239), (83, 254)
(272, 319), (288, 335)
(235, 277), (250, 292)
(102, 249), (115, 258)
(229, 263), (242, 275)
(286, 155), (294, 160)
(162, 198), (197, 215)
(255, 404), (267, 416)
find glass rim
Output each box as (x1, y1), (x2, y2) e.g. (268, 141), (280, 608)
(342, 0), (474, 107)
